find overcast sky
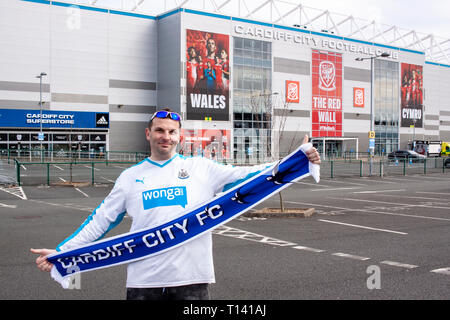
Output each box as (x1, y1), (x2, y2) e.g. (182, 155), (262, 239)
(92, 0), (450, 39)
(297, 0), (450, 39)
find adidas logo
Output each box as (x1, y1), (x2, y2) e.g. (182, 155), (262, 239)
(97, 116), (108, 125)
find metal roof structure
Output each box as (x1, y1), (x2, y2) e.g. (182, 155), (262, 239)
(62, 0), (450, 65)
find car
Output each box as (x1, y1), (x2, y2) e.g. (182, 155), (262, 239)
(445, 158), (450, 168)
(387, 150), (427, 163)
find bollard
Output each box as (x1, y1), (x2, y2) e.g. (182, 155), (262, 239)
(15, 159), (21, 186)
(360, 160), (363, 177)
(91, 162), (95, 185)
(330, 160), (334, 179)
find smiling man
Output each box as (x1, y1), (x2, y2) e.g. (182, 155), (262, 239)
(31, 107), (321, 300)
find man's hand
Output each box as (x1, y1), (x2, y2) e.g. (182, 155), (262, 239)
(30, 248), (56, 272)
(302, 135), (321, 165)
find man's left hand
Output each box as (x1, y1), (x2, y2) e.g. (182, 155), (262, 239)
(302, 135), (321, 165)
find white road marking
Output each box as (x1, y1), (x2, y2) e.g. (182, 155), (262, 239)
(353, 190), (405, 194)
(318, 219), (408, 235)
(52, 165), (64, 171)
(294, 181), (329, 187)
(310, 187), (359, 192)
(74, 187), (89, 198)
(347, 178), (397, 184)
(327, 197), (450, 210)
(322, 179), (369, 187)
(84, 165), (100, 171)
(382, 177), (430, 183)
(20, 165), (27, 171)
(100, 176), (115, 183)
(430, 267), (450, 275)
(0, 186), (27, 200)
(212, 225), (296, 247)
(284, 201), (450, 222)
(416, 191), (450, 196)
(381, 261), (418, 269)
(58, 177), (66, 182)
(292, 246), (325, 253)
(332, 253), (370, 261)
(0, 202), (17, 208)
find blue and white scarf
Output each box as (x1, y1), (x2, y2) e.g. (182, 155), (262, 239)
(48, 143), (319, 287)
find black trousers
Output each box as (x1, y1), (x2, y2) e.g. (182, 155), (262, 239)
(126, 283), (210, 300)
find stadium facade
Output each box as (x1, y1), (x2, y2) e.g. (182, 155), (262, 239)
(1, 0), (449, 162)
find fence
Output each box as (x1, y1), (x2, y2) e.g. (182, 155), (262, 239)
(0, 149), (149, 164)
(14, 160), (139, 186)
(321, 157), (450, 179)
(11, 156), (450, 187)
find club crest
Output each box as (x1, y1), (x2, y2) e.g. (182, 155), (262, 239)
(319, 61), (336, 91)
(178, 169), (190, 179)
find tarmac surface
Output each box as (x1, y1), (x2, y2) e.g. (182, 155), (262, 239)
(0, 170), (449, 300)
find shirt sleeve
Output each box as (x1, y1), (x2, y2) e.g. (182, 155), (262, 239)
(204, 158), (275, 195)
(55, 173), (127, 252)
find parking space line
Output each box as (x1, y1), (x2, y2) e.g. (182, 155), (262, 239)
(417, 191), (450, 196)
(332, 253), (370, 261)
(346, 178), (397, 184)
(354, 189), (405, 194)
(74, 187), (89, 198)
(292, 246), (325, 253)
(58, 177), (66, 182)
(381, 261), (418, 269)
(294, 181), (329, 187)
(52, 165), (64, 171)
(83, 165), (100, 171)
(322, 179), (369, 187)
(285, 200), (450, 222)
(430, 267), (450, 275)
(101, 176), (115, 183)
(328, 197), (450, 210)
(0, 202), (17, 208)
(311, 187), (359, 192)
(318, 219), (408, 235)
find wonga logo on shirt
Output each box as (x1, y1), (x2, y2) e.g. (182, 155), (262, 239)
(142, 186), (187, 210)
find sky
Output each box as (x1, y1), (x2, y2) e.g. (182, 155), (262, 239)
(83, 0), (450, 39)
(297, 0), (450, 39)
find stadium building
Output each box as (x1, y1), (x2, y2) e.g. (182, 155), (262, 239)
(1, 0), (449, 162)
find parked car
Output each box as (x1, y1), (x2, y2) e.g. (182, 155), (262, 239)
(444, 157), (450, 168)
(388, 150), (427, 163)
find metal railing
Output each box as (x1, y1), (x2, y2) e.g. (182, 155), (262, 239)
(7, 154), (450, 186)
(0, 148), (149, 164)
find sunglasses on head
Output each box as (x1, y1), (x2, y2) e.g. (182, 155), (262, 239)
(150, 111), (181, 122)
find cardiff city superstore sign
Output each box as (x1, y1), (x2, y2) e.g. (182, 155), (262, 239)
(233, 24), (400, 60)
(0, 109), (109, 129)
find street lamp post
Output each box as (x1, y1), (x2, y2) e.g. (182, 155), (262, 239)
(355, 53), (390, 176)
(36, 72), (47, 162)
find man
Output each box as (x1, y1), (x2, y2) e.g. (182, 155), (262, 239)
(31, 108), (321, 300)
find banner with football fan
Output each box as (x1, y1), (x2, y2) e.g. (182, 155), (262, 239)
(186, 29), (230, 121)
(400, 63), (423, 128)
(311, 50), (343, 137)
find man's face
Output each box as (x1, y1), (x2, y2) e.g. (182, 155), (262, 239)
(146, 118), (180, 160)
(206, 39), (216, 54)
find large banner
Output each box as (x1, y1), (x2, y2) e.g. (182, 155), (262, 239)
(186, 29), (230, 121)
(401, 63), (423, 128)
(311, 50), (343, 137)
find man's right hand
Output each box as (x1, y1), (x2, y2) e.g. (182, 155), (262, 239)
(30, 248), (56, 272)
